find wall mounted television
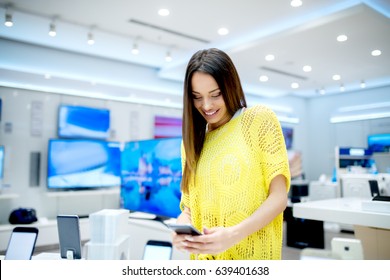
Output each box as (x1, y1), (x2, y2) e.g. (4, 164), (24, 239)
(47, 139), (121, 190)
(282, 127), (293, 150)
(58, 105), (110, 139)
(0, 145), (4, 180)
(368, 133), (390, 153)
(154, 116), (182, 138)
(120, 137), (182, 219)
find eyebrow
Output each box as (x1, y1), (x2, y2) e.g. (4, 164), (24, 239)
(192, 88), (220, 94)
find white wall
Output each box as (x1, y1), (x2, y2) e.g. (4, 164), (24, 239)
(306, 86), (390, 181)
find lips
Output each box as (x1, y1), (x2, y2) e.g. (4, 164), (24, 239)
(204, 109), (218, 116)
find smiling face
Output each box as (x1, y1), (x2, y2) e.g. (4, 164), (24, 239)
(191, 71), (232, 131)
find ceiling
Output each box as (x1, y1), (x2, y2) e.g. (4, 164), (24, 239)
(0, 0), (389, 106)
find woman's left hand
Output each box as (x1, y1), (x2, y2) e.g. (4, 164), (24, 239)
(181, 226), (240, 255)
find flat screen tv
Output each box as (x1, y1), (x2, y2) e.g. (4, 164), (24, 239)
(120, 137), (182, 218)
(154, 116), (182, 138)
(58, 105), (110, 139)
(282, 127), (293, 150)
(368, 134), (390, 153)
(0, 145), (4, 180)
(47, 139), (121, 190)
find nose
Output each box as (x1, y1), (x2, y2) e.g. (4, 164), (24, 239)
(202, 97), (212, 110)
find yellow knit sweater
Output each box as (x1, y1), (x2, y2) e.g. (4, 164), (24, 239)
(181, 105), (291, 260)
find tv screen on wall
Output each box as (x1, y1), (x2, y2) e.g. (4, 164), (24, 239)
(58, 105), (110, 139)
(0, 145), (4, 179)
(47, 139), (121, 190)
(154, 116), (182, 138)
(282, 127), (293, 150)
(368, 133), (390, 153)
(120, 137), (182, 218)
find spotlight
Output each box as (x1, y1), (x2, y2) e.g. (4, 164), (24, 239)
(87, 32), (95, 45)
(4, 9), (13, 27)
(131, 43), (139, 55)
(49, 22), (56, 37)
(165, 51), (172, 62)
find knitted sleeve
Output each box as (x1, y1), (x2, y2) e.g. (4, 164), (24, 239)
(247, 106), (291, 191)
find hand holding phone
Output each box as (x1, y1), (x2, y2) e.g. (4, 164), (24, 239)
(168, 224), (202, 235)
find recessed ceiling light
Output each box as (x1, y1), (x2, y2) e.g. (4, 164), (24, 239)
(303, 65), (312, 72)
(158, 9), (170, 16)
(259, 75), (269, 82)
(218, 27), (229, 36)
(290, 0), (303, 8)
(337, 34), (348, 42)
(332, 74), (341, 81)
(371, 49), (382, 56)
(265, 54), (275, 61)
(291, 82), (299, 89)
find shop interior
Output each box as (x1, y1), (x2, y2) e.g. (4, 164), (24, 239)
(0, 0), (389, 260)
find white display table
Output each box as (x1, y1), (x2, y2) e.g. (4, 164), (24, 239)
(293, 197), (390, 259)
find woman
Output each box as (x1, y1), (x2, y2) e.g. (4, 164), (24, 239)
(173, 48), (290, 260)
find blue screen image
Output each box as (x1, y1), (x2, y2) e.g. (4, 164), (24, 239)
(58, 105), (110, 139)
(0, 146), (4, 179)
(368, 134), (390, 152)
(121, 137), (182, 218)
(47, 139), (121, 189)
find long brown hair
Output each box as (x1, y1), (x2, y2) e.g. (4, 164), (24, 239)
(181, 48), (247, 193)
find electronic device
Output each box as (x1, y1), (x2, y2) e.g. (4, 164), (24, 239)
(58, 105), (110, 139)
(281, 126), (293, 150)
(143, 240), (173, 260)
(369, 180), (380, 197)
(168, 224), (202, 235)
(5, 227), (39, 260)
(47, 139), (121, 190)
(368, 133), (390, 153)
(0, 145), (4, 180)
(120, 137), (182, 219)
(57, 215), (82, 259)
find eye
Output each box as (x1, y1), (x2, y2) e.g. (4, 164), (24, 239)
(212, 92), (222, 98)
(192, 95), (202, 100)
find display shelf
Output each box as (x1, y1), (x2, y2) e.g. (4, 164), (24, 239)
(0, 193), (19, 200)
(45, 187), (120, 198)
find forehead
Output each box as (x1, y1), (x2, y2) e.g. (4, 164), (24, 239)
(191, 72), (218, 93)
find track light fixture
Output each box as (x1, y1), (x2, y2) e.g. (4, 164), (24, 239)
(131, 43), (139, 55)
(49, 20), (57, 37)
(87, 31), (95, 45)
(165, 51), (172, 62)
(4, 5), (13, 27)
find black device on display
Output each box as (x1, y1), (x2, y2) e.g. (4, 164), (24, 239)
(57, 215), (82, 259)
(143, 240), (173, 260)
(5, 227), (39, 260)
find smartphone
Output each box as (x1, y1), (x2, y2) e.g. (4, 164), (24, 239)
(168, 224), (202, 235)
(57, 215), (82, 259)
(5, 227), (39, 260)
(143, 240), (172, 260)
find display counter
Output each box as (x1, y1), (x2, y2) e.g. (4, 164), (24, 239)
(293, 197), (390, 259)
